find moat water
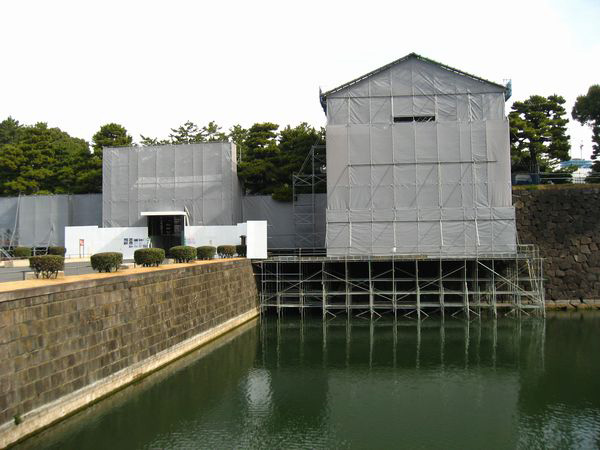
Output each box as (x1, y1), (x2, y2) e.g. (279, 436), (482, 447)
(15, 311), (600, 449)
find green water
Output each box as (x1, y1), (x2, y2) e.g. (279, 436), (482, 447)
(15, 311), (600, 449)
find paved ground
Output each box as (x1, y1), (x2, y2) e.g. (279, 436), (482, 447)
(0, 258), (242, 292)
(0, 262), (97, 282)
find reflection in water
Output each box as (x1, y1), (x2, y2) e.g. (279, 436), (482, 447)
(15, 312), (600, 450)
(258, 315), (549, 449)
(16, 319), (260, 450)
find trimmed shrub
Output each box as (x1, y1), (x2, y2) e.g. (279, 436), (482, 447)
(29, 255), (64, 279)
(13, 247), (32, 258)
(197, 246), (216, 260)
(169, 246), (197, 263)
(235, 244), (247, 257)
(217, 245), (236, 258)
(47, 246), (66, 256)
(134, 248), (165, 267)
(91, 252), (123, 273)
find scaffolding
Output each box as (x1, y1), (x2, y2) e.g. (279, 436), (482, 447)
(292, 145), (326, 249)
(255, 244), (544, 319)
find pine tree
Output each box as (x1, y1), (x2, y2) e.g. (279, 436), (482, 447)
(509, 95), (571, 174)
(572, 85), (600, 174)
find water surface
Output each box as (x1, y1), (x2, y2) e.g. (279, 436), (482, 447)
(16, 311), (600, 449)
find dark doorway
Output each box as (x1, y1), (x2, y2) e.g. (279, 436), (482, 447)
(147, 215), (183, 251)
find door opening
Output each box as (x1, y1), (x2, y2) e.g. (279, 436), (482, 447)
(147, 215), (183, 251)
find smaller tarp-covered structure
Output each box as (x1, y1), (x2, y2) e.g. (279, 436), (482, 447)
(102, 143), (241, 228)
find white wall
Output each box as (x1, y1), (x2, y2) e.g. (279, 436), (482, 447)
(184, 221), (267, 259)
(184, 223), (246, 248)
(66, 220), (267, 260)
(65, 226), (148, 259)
(246, 221), (268, 259)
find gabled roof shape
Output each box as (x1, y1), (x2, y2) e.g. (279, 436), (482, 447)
(320, 52), (510, 111)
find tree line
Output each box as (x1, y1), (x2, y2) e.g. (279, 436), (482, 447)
(509, 86), (599, 175)
(0, 119), (324, 199)
(0, 83), (597, 197)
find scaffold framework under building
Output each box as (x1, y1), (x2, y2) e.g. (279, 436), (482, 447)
(292, 145), (326, 249)
(255, 244), (544, 318)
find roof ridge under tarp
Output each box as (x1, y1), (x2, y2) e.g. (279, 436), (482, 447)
(320, 52), (507, 100)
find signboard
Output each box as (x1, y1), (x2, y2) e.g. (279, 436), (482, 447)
(123, 237), (146, 249)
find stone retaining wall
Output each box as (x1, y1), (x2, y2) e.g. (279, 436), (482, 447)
(0, 259), (258, 446)
(514, 187), (600, 302)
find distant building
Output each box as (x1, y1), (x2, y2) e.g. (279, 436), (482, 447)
(559, 159), (593, 183)
(320, 53), (515, 257)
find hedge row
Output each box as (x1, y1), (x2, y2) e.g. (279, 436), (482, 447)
(86, 243), (246, 273)
(29, 255), (64, 279)
(134, 248), (165, 267)
(47, 246), (66, 256)
(217, 245), (236, 258)
(168, 245), (246, 262)
(91, 252), (123, 272)
(197, 246), (216, 260)
(169, 246), (197, 263)
(13, 247), (32, 258)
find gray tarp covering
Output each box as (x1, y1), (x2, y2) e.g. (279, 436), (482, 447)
(243, 196), (294, 248)
(18, 195), (69, 248)
(71, 194), (103, 226)
(0, 192), (320, 250)
(0, 194), (102, 247)
(242, 194), (326, 248)
(102, 143), (240, 227)
(324, 55), (516, 257)
(0, 197), (18, 247)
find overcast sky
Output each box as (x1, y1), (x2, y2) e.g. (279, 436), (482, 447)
(2, 0), (599, 158)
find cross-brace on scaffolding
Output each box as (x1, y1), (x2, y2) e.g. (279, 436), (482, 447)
(254, 244), (544, 319)
(292, 145), (326, 249)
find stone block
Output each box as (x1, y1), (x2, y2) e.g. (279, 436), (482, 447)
(553, 300), (575, 309)
(0, 259), (258, 446)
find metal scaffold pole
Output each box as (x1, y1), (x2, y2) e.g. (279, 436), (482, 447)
(416, 260), (421, 320)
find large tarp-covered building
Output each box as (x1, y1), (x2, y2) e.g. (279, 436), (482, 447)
(321, 53), (516, 257)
